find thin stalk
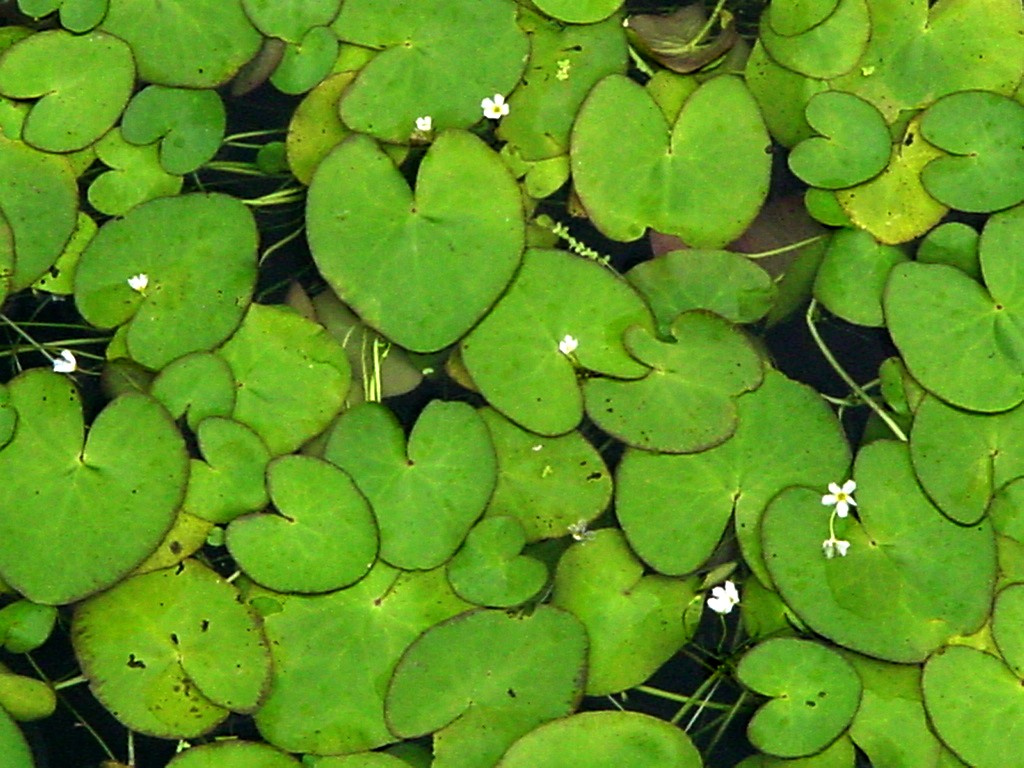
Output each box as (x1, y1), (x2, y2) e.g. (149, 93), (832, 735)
(744, 234), (824, 259)
(634, 683), (734, 712)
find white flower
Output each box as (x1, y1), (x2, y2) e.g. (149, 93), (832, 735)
(415, 115), (432, 132)
(558, 334), (578, 356)
(51, 349), (77, 374)
(823, 536), (851, 559)
(822, 480), (857, 518)
(707, 580), (740, 615)
(127, 273), (149, 292)
(567, 519), (595, 542)
(481, 93), (509, 120)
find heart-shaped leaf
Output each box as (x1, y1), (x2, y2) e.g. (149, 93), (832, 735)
(242, 0), (340, 43)
(767, 0), (840, 36)
(759, 0), (869, 78)
(150, 352), (236, 433)
(789, 90), (890, 189)
(270, 26), (339, 95)
(584, 311), (763, 453)
(552, 530), (698, 695)
(738, 638), (861, 758)
(121, 86), (226, 175)
(447, 516), (547, 608)
(325, 401), (496, 570)
(571, 73), (770, 247)
(385, 606), (587, 768)
(18, 0), (107, 33)
(993, 583), (1024, 678)
(813, 228), (908, 327)
(285, 71), (355, 184)
(227, 455), (378, 593)
(72, 559), (272, 738)
(763, 440), (996, 663)
(307, 131), (524, 352)
(0, 370), (188, 605)
(917, 221), (981, 280)
(0, 29), (134, 152)
(182, 418), (270, 525)
(87, 129), (183, 216)
(74, 193), (258, 371)
(460, 248), (652, 436)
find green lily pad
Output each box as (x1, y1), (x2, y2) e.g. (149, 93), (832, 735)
(72, 559), (272, 738)
(759, 0), (869, 79)
(242, 0), (340, 42)
(571, 74), (770, 247)
(496, 711), (703, 768)
(216, 303), (352, 456)
(121, 86), (226, 175)
(738, 638), (861, 758)
(0, 385), (13, 451)
(18, 0), (108, 32)
(885, 205), (1024, 412)
(919, 91), (1024, 213)
(789, 91), (890, 189)
(552, 529), (697, 695)
(99, 0), (263, 87)
(307, 131), (524, 352)
(767, 0), (840, 36)
(74, 193), (257, 371)
(993, 583), (1024, 678)
(734, 737), (856, 767)
(87, 129), (184, 216)
(0, 370), (188, 605)
(249, 565), (470, 754)
(227, 455), (377, 593)
(286, 71), (354, 185)
(31, 212), (96, 296)
(324, 401), (496, 570)
(497, 10), (627, 161)
(616, 369), (849, 581)
(480, 407), (612, 542)
(744, 42), (826, 148)
(916, 221), (980, 280)
(460, 249), (652, 436)
(385, 606), (587, 768)
(923, 645), (1024, 768)
(150, 352), (236, 433)
(0, 600), (56, 653)
(167, 740), (300, 768)
(532, 0), (622, 23)
(813, 228), (908, 327)
(0, 29), (134, 152)
(311, 756), (411, 768)
(333, 0), (527, 143)
(0, 136), (77, 291)
(0, 708), (32, 768)
(0, 668), (55, 722)
(270, 26), (339, 95)
(447, 516), (547, 608)
(910, 395), (1024, 526)
(762, 440), (996, 663)
(584, 311), (763, 453)
(182, 417), (270, 525)
(626, 249), (777, 333)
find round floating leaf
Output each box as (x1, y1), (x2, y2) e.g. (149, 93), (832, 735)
(286, 71), (353, 184)
(0, 383), (15, 452)
(744, 42), (825, 148)
(617, 369), (849, 581)
(738, 638), (861, 758)
(584, 311), (763, 453)
(910, 395), (1024, 525)
(735, 738), (856, 767)
(497, 711), (703, 768)
(768, 0), (840, 36)
(497, 11), (627, 161)
(334, 0), (527, 142)
(789, 91), (890, 189)
(0, 136), (77, 291)
(532, 0), (621, 23)
(917, 221), (980, 280)
(270, 26), (339, 95)
(250, 565), (470, 754)
(447, 516), (547, 608)
(87, 129), (184, 216)
(121, 86), (227, 175)
(75, 193), (257, 371)
(72, 560), (272, 739)
(461, 249), (652, 436)
(216, 303), (351, 456)
(242, 0), (340, 42)
(763, 440), (996, 663)
(150, 352), (236, 433)
(324, 401), (496, 570)
(919, 91), (1024, 213)
(0, 666), (55, 722)
(168, 740), (300, 768)
(182, 417), (270, 524)
(0, 708), (32, 768)
(307, 131), (524, 352)
(552, 530), (697, 695)
(386, 607), (587, 768)
(993, 583), (1024, 678)
(571, 74), (770, 247)
(227, 455), (377, 594)
(923, 645), (1024, 768)
(313, 756), (411, 768)
(480, 407), (612, 542)
(99, 0), (263, 88)
(813, 228), (908, 327)
(758, 0), (869, 78)
(0, 29), (134, 152)
(626, 249), (776, 333)
(0, 600), (56, 654)
(0, 370), (188, 605)
(836, 117), (947, 245)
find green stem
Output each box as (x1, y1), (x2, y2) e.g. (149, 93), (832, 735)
(703, 689), (751, 755)
(0, 313), (52, 358)
(744, 234), (824, 259)
(805, 300), (908, 442)
(691, 0), (730, 47)
(634, 684), (734, 712)
(25, 656), (117, 761)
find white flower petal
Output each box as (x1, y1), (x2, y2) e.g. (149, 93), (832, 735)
(127, 273), (149, 292)
(707, 580), (740, 614)
(481, 93), (509, 120)
(415, 115), (432, 132)
(52, 349), (77, 373)
(835, 539), (851, 556)
(558, 334), (578, 355)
